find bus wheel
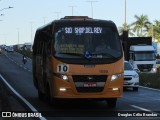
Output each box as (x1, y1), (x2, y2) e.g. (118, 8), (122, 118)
(106, 98), (117, 108)
(44, 82), (51, 102)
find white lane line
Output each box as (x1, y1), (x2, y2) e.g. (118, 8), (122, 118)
(131, 105), (160, 116)
(0, 74), (46, 120)
(139, 86), (160, 92)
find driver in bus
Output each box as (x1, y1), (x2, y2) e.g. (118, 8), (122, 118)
(95, 39), (110, 52)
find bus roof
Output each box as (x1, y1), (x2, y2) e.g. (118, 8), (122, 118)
(36, 16), (117, 32)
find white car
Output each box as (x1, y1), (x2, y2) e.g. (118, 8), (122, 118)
(6, 46), (14, 52)
(124, 61), (139, 91)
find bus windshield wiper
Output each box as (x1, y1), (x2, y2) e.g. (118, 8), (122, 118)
(58, 52), (92, 61)
(93, 51), (118, 59)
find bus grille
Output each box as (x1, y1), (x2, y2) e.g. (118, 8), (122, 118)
(72, 75), (107, 93)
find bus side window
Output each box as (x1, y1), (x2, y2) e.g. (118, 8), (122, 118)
(47, 40), (51, 55)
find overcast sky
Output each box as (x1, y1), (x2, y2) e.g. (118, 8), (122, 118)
(0, 0), (160, 45)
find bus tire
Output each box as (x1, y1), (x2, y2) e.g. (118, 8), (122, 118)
(45, 83), (58, 107)
(106, 98), (117, 108)
(46, 84), (51, 103)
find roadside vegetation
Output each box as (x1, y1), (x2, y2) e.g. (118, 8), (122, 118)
(139, 71), (160, 89)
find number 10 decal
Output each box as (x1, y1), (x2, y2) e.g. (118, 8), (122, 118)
(57, 64), (69, 73)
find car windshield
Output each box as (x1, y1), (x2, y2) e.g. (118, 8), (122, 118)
(54, 26), (122, 59)
(124, 62), (133, 70)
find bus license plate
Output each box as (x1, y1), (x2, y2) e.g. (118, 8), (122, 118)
(84, 82), (97, 87)
(124, 82), (128, 85)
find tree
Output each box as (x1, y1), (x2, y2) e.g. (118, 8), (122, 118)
(147, 20), (160, 42)
(118, 23), (135, 36)
(131, 14), (150, 37)
(153, 20), (160, 41)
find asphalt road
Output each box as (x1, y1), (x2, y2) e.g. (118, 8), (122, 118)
(0, 51), (160, 120)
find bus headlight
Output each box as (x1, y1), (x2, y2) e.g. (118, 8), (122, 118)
(54, 73), (69, 81)
(111, 73), (123, 82)
(62, 75), (68, 81)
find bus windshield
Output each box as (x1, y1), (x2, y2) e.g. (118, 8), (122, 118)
(54, 26), (122, 62)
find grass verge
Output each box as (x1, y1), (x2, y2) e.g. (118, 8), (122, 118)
(139, 71), (160, 89)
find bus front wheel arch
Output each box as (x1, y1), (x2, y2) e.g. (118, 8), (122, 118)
(45, 82), (58, 107)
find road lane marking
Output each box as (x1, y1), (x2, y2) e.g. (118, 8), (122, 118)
(4, 53), (32, 72)
(0, 74), (46, 120)
(140, 86), (160, 92)
(131, 105), (160, 116)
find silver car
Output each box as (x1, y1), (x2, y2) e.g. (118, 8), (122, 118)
(124, 61), (139, 91)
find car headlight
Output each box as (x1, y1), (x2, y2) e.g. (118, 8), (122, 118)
(151, 68), (157, 72)
(133, 74), (139, 78)
(111, 73), (123, 82)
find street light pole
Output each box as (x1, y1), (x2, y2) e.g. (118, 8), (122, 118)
(30, 22), (34, 44)
(87, 1), (97, 18)
(54, 12), (61, 19)
(152, 24), (154, 41)
(69, 6), (76, 16)
(0, 6), (13, 12)
(42, 17), (47, 25)
(17, 28), (19, 45)
(124, 0), (127, 31)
